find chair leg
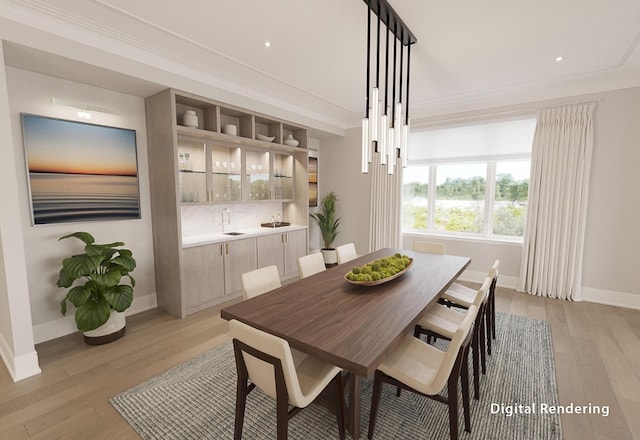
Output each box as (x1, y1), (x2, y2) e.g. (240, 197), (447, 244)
(460, 347), (472, 433)
(472, 327), (480, 400)
(485, 304), (492, 356)
(447, 373), (460, 440)
(334, 373), (346, 440)
(276, 388), (289, 440)
(368, 371), (384, 439)
(234, 377), (248, 440)
(491, 288), (496, 339)
(479, 309), (487, 375)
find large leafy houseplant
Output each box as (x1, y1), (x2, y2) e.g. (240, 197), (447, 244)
(56, 232), (136, 332)
(309, 191), (341, 249)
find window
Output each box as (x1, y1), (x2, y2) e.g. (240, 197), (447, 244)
(403, 118), (535, 241)
(435, 163), (486, 234)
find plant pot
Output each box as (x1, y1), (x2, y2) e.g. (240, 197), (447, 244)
(321, 248), (338, 265)
(82, 310), (126, 345)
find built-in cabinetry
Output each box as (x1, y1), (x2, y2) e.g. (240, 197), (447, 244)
(257, 229), (307, 279)
(183, 237), (258, 314)
(145, 89), (310, 318)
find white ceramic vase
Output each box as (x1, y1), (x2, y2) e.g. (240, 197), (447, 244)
(321, 248), (337, 265)
(183, 110), (198, 128)
(284, 134), (299, 147)
(83, 310), (126, 345)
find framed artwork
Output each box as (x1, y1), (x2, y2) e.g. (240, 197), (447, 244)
(308, 156), (318, 207)
(21, 114), (141, 225)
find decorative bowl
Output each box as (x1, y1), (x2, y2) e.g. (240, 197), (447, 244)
(256, 133), (275, 142)
(344, 256), (413, 286)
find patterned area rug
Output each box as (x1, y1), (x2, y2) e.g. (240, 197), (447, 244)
(111, 313), (562, 439)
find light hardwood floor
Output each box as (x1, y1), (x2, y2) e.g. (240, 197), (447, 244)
(1, 287), (639, 439)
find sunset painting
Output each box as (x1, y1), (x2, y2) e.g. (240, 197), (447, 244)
(22, 114), (140, 225)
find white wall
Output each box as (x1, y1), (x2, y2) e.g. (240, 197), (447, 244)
(581, 87), (640, 307)
(0, 46), (40, 381)
(319, 127), (371, 256)
(5, 67), (157, 344)
(323, 88), (640, 308)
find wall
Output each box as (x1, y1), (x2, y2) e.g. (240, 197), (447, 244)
(581, 87), (640, 307)
(323, 88), (640, 308)
(319, 127), (371, 256)
(0, 47), (40, 381)
(5, 67), (157, 344)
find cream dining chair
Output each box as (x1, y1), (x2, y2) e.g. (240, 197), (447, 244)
(241, 265), (281, 299)
(412, 241), (446, 254)
(297, 252), (326, 279)
(230, 319), (346, 440)
(335, 243), (358, 264)
(415, 277), (491, 400)
(368, 306), (477, 440)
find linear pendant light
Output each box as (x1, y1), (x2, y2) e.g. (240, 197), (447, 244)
(361, 0), (416, 174)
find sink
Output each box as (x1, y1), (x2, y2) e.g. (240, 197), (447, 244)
(223, 232), (245, 236)
(260, 222), (291, 228)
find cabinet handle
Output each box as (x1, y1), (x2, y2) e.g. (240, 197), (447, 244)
(225, 243), (229, 255)
(220, 244), (223, 256)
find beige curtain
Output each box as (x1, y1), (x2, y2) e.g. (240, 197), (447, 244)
(368, 152), (402, 252)
(518, 102), (596, 300)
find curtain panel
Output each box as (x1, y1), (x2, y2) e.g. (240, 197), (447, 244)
(518, 102), (596, 300)
(368, 153), (402, 252)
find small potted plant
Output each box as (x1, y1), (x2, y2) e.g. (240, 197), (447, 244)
(56, 232), (136, 345)
(309, 191), (341, 265)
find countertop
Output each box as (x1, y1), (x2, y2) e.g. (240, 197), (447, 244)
(182, 224), (307, 248)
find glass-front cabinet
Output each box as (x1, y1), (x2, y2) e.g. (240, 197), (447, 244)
(246, 150), (271, 201)
(177, 138), (206, 203)
(273, 153), (294, 200)
(177, 138), (295, 204)
(211, 144), (242, 202)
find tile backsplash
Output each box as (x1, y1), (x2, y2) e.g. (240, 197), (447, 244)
(181, 203), (285, 237)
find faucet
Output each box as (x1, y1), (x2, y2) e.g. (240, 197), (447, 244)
(222, 208), (231, 232)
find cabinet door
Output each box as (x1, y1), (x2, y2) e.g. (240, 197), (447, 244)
(284, 229), (307, 277)
(257, 233), (285, 276)
(182, 244), (225, 311)
(224, 238), (257, 295)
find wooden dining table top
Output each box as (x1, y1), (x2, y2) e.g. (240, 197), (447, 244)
(220, 247), (471, 378)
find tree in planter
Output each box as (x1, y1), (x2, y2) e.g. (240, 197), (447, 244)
(56, 232), (136, 333)
(309, 191), (341, 263)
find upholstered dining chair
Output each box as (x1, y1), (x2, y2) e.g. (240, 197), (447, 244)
(440, 260), (500, 363)
(297, 252), (326, 279)
(368, 306), (477, 440)
(335, 243), (358, 264)
(229, 319), (346, 440)
(412, 241), (446, 254)
(415, 277), (491, 400)
(241, 265), (281, 300)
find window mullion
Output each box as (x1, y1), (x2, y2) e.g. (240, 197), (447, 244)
(485, 162), (497, 238)
(428, 164), (437, 232)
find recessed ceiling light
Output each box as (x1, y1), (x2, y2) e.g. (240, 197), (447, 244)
(555, 56), (564, 62)
(264, 41), (272, 48)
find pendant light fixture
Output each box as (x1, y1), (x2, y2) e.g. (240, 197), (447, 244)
(361, 0), (416, 174)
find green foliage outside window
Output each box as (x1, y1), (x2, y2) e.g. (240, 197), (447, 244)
(403, 172), (529, 237)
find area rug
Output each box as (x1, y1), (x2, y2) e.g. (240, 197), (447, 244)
(111, 313), (562, 439)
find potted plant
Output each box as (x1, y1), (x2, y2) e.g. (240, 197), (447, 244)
(309, 191), (341, 265)
(56, 232), (136, 345)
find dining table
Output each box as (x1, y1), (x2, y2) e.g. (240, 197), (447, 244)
(220, 247), (471, 439)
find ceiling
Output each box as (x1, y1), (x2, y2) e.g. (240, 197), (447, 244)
(3, 0), (640, 133)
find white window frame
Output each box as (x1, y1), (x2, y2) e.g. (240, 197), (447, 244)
(402, 154), (530, 243)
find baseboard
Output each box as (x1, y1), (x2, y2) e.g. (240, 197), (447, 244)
(32, 293), (158, 344)
(0, 333), (41, 382)
(581, 287), (640, 311)
(457, 269), (518, 290)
